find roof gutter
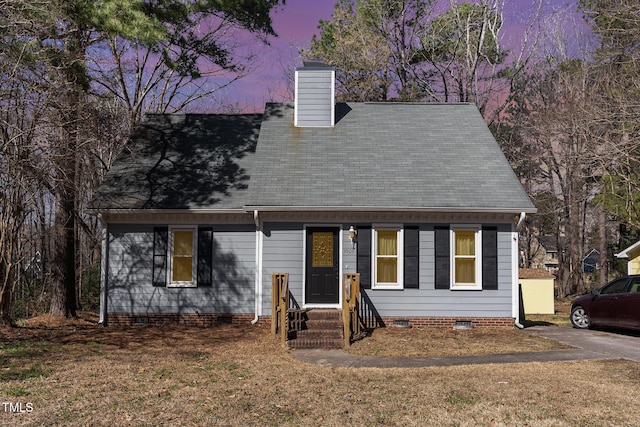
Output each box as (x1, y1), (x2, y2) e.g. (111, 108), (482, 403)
(92, 206), (538, 215)
(243, 206), (537, 214)
(96, 208), (249, 215)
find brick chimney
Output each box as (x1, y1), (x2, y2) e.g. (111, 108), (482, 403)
(294, 61), (335, 127)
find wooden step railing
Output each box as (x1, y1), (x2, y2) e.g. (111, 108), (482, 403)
(271, 273), (288, 344)
(342, 273), (386, 346)
(342, 273), (367, 347)
(273, 272), (382, 347)
(271, 273), (306, 344)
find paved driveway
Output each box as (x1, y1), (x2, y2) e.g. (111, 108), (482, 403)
(526, 325), (640, 363)
(293, 325), (640, 368)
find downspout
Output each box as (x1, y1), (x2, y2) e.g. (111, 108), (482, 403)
(98, 215), (108, 325)
(513, 212), (526, 329)
(251, 210), (262, 324)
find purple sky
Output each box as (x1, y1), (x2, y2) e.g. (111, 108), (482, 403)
(220, 0), (584, 112)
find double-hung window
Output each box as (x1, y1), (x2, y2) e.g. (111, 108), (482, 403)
(168, 227), (197, 287)
(373, 226), (403, 289)
(451, 226), (482, 290)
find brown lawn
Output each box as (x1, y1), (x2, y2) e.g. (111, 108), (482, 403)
(1, 307), (639, 426)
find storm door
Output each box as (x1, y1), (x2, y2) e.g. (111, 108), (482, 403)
(305, 227), (339, 304)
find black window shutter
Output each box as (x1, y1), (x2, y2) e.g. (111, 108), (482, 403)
(482, 227), (498, 290)
(404, 226), (419, 289)
(152, 227), (168, 287)
(197, 227), (213, 287)
(434, 226), (450, 289)
(357, 226), (371, 289)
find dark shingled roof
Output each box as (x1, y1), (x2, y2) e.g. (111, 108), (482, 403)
(537, 236), (560, 252)
(246, 102), (535, 212)
(92, 103), (535, 214)
(91, 114), (261, 210)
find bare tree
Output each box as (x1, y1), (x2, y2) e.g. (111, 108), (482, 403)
(0, 49), (51, 324)
(581, 1), (640, 234)
(1, 0), (286, 320)
(304, 0), (438, 102)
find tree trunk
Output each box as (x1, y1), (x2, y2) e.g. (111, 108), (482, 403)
(49, 42), (84, 318)
(566, 175), (586, 295)
(49, 174), (77, 317)
(598, 200), (608, 286)
(0, 262), (14, 326)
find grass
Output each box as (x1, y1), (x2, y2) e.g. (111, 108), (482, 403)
(346, 326), (569, 357)
(524, 297), (575, 328)
(0, 306), (638, 426)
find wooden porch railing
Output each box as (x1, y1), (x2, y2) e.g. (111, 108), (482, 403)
(342, 273), (368, 347)
(271, 273), (306, 344)
(272, 272), (379, 347)
(271, 273), (288, 343)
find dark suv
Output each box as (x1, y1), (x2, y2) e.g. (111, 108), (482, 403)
(571, 275), (640, 330)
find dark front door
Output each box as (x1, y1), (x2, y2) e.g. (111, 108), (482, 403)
(305, 227), (339, 304)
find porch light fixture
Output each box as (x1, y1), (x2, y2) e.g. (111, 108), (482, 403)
(348, 226), (357, 248)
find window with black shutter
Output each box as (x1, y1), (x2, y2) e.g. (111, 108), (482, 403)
(482, 227), (498, 290)
(152, 227), (168, 287)
(435, 225), (500, 290)
(434, 226), (450, 289)
(154, 226), (213, 288)
(197, 227), (213, 287)
(356, 226), (371, 289)
(404, 226), (419, 289)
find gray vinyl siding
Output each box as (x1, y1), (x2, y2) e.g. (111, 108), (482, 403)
(260, 222), (514, 318)
(107, 223), (255, 315)
(261, 223), (304, 313)
(107, 221), (515, 318)
(362, 224), (513, 318)
(295, 68), (334, 127)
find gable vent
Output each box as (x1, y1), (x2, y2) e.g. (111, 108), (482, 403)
(294, 61), (335, 127)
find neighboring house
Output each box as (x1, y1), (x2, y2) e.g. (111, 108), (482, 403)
(519, 268), (555, 315)
(582, 249), (600, 273)
(530, 235), (560, 274)
(92, 64), (536, 329)
(615, 241), (640, 275)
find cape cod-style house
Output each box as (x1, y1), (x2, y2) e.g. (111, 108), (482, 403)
(92, 64), (536, 347)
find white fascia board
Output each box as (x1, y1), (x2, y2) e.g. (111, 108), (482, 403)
(101, 208), (247, 215)
(99, 208), (252, 224)
(615, 239), (640, 258)
(243, 205), (537, 214)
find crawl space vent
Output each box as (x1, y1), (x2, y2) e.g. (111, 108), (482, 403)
(453, 320), (473, 330)
(217, 316), (233, 324)
(392, 319), (411, 328)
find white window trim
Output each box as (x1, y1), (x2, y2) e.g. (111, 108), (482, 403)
(450, 225), (482, 291)
(372, 225), (404, 290)
(167, 226), (197, 288)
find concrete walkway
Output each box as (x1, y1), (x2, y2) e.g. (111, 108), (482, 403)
(293, 325), (640, 368)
